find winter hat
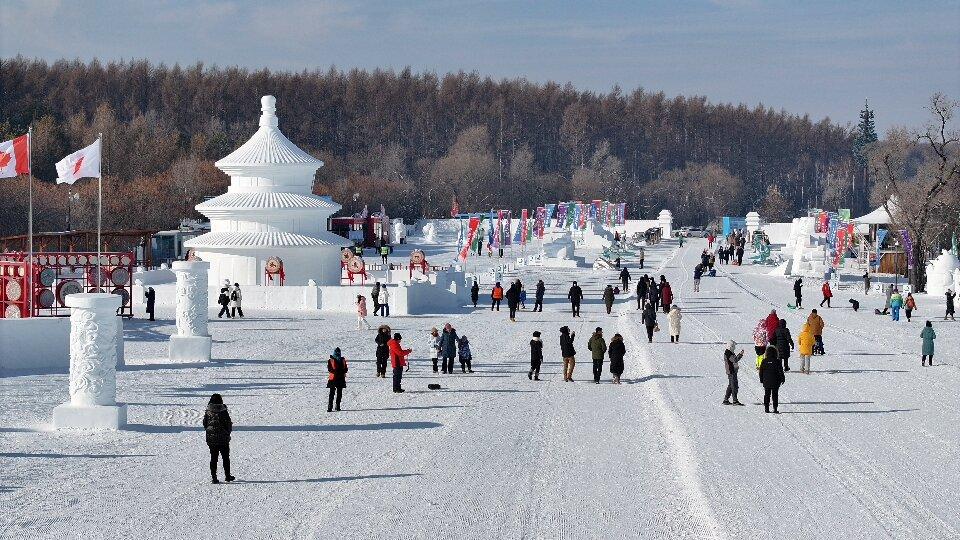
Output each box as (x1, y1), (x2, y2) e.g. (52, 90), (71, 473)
(726, 340), (736, 352)
(393, 333), (402, 340)
(532, 331), (541, 337)
(431, 327), (439, 334)
(208, 393), (223, 405)
(332, 348), (343, 360)
(560, 326), (569, 333)
(444, 323), (452, 331)
(595, 327), (602, 333)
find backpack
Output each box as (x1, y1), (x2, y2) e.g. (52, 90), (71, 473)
(230, 290), (239, 301)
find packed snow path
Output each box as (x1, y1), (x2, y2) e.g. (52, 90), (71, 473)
(2, 239), (958, 539)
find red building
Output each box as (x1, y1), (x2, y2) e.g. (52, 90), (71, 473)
(329, 215), (390, 247)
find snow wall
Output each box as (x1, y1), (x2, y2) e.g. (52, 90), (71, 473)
(0, 316), (124, 375)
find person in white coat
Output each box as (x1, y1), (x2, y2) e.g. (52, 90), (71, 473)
(229, 283), (244, 318)
(378, 285), (390, 317)
(668, 305), (682, 343)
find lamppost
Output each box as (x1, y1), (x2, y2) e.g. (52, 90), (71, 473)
(66, 190), (80, 231)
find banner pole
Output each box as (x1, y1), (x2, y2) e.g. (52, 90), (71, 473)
(27, 125), (34, 316)
(97, 133), (102, 288)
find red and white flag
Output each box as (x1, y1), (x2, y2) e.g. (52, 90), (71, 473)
(0, 134), (30, 178)
(56, 139), (101, 184)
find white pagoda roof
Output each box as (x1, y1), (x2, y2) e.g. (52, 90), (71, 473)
(185, 231), (350, 249)
(215, 95), (323, 169)
(197, 192), (340, 211)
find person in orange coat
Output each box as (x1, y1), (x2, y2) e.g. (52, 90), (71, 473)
(820, 281), (833, 307)
(388, 333), (412, 393)
(491, 282), (504, 311)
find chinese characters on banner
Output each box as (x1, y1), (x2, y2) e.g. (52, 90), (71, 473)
(520, 208), (528, 245)
(535, 207), (546, 238)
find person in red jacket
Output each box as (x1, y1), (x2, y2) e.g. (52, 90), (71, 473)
(659, 277), (673, 314)
(764, 310), (780, 340)
(387, 333), (412, 393)
(820, 281), (833, 307)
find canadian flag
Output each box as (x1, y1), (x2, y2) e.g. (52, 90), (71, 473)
(0, 134), (30, 178)
(56, 138), (101, 184)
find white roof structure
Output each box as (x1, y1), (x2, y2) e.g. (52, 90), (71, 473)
(855, 200), (898, 225)
(185, 95), (349, 286)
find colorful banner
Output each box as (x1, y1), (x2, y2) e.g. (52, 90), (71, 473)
(571, 203), (581, 230)
(873, 228), (888, 267)
(833, 228), (847, 268)
(493, 210), (503, 248)
(899, 229), (914, 270)
(520, 208), (528, 245)
(544, 204), (556, 228)
(838, 208), (851, 221)
(504, 210), (512, 246)
(556, 203), (568, 228)
(535, 207), (546, 239)
(591, 200), (602, 221)
(578, 203), (588, 230)
(817, 212), (829, 234)
(618, 203), (626, 225)
(488, 210), (496, 244)
(565, 202), (576, 228)
(527, 218), (535, 242)
(459, 217), (480, 261)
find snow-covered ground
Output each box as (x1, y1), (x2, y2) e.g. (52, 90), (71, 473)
(2, 237), (958, 539)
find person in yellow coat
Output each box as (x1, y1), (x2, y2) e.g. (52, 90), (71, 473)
(797, 323), (815, 374)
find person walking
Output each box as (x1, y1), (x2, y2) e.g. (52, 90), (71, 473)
(326, 348), (348, 412)
(722, 340), (745, 405)
(603, 285), (616, 315)
(374, 325), (391, 378)
(883, 284), (894, 314)
(905, 293), (917, 322)
(372, 282), (382, 316)
(890, 288), (903, 321)
(491, 282), (504, 311)
(752, 318), (768, 368)
(217, 287), (231, 319)
(608, 333), (625, 384)
(772, 319), (795, 371)
(619, 267), (631, 292)
(356, 295), (372, 330)
(440, 323), (459, 374)
(759, 345), (785, 413)
(568, 281), (584, 318)
(378, 285), (390, 317)
(458, 334), (474, 373)
(642, 303), (658, 343)
(588, 327), (607, 384)
(793, 278), (803, 308)
(519, 285), (527, 310)
(144, 287), (156, 321)
(203, 393), (234, 484)
(534, 280), (545, 312)
(764, 310), (780, 343)
(807, 309), (825, 355)
(668, 305), (682, 343)
(862, 271), (871, 294)
(693, 264), (703, 293)
(946, 289), (957, 320)
(560, 326), (577, 381)
(648, 278), (660, 312)
(735, 245), (744, 265)
(638, 246), (645, 269)
(819, 280), (833, 308)
(506, 281), (520, 321)
(659, 278), (673, 314)
(229, 283), (244, 318)
(637, 275), (649, 309)
(387, 333), (411, 393)
(429, 327), (441, 373)
(797, 323), (814, 374)
(470, 280), (480, 308)
(921, 321), (936, 366)
(529, 331), (543, 380)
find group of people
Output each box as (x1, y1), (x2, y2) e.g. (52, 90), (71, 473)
(216, 282), (243, 319)
(355, 283), (392, 330)
(483, 279), (544, 319)
(429, 323), (473, 373)
(635, 274), (673, 313)
(552, 326), (627, 384)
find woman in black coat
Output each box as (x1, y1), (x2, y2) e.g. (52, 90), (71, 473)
(374, 325), (391, 378)
(758, 345), (785, 413)
(529, 331), (543, 380)
(642, 304), (658, 343)
(470, 280), (480, 308)
(327, 348), (348, 412)
(203, 393), (234, 483)
(772, 319), (795, 371)
(608, 333), (626, 384)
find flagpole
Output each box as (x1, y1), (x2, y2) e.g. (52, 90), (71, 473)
(97, 133), (102, 288)
(27, 126), (34, 317)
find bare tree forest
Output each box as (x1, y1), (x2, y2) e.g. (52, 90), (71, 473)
(1, 57), (858, 237)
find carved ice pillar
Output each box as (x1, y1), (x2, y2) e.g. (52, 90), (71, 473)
(745, 212), (761, 237)
(168, 261), (212, 362)
(52, 293), (127, 430)
(658, 209), (673, 238)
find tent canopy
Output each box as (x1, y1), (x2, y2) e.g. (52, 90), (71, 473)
(855, 199), (899, 225)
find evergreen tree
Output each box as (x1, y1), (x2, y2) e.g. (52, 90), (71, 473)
(853, 99), (878, 167)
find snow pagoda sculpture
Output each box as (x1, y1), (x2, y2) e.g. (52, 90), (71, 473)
(186, 96), (350, 286)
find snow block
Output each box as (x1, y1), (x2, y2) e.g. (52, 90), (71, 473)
(168, 335), (213, 363)
(53, 403), (127, 430)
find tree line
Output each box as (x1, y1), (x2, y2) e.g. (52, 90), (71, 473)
(2, 56), (861, 238)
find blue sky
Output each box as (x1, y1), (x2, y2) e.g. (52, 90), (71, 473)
(3, 0), (957, 132)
